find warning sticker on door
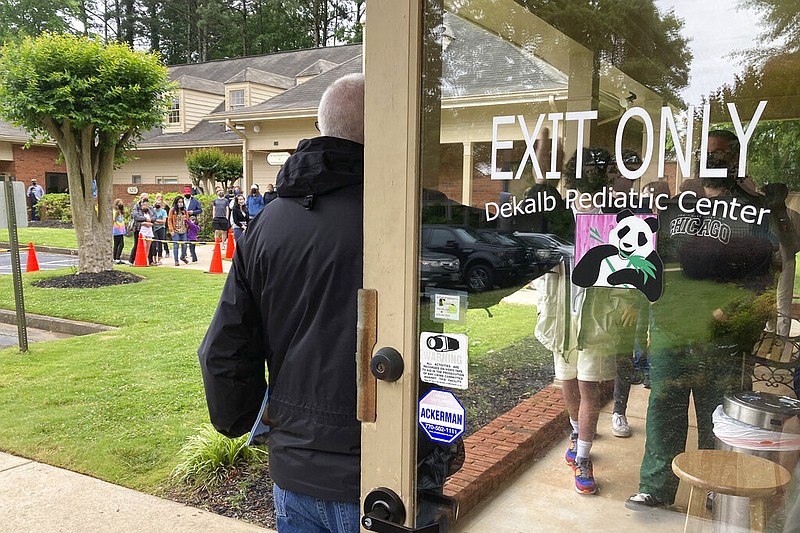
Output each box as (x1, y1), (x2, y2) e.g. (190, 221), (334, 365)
(419, 332), (468, 390)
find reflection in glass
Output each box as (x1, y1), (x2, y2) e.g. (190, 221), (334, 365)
(416, 0), (800, 529)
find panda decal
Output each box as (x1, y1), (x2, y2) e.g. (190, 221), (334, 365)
(572, 209), (664, 303)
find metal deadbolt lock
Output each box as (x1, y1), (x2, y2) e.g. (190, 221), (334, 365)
(361, 487), (439, 533)
(370, 347), (404, 382)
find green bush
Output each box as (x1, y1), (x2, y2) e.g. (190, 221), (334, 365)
(171, 424), (267, 490)
(37, 193), (71, 222)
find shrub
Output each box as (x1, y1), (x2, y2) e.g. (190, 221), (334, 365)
(171, 424), (267, 490)
(37, 193), (71, 222)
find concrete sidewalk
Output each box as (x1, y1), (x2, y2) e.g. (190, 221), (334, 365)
(0, 452), (275, 532)
(126, 237), (233, 274)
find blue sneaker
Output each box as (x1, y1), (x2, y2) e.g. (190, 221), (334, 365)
(565, 432), (578, 468)
(574, 458), (597, 494)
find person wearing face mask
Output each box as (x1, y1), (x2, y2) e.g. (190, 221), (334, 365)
(182, 186), (203, 219)
(128, 192), (150, 264)
(112, 198), (127, 264)
(626, 130), (777, 511)
(212, 188), (231, 249)
(151, 201), (168, 265)
(247, 184), (265, 217)
(169, 195), (190, 266)
(154, 193), (171, 258)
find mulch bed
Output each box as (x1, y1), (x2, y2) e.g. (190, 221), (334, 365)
(167, 465), (276, 530)
(32, 270), (144, 289)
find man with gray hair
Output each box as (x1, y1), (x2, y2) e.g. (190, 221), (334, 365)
(199, 73), (365, 533)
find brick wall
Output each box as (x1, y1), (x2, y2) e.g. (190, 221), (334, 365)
(12, 144), (66, 190)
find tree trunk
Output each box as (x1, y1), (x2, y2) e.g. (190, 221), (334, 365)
(55, 127), (116, 274)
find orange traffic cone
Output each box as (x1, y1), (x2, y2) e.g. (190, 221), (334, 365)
(25, 242), (39, 273)
(225, 227), (235, 259)
(133, 234), (148, 267)
(208, 238), (223, 274)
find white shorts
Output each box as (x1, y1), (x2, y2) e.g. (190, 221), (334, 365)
(553, 346), (617, 382)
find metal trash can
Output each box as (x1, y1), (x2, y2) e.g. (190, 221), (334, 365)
(712, 391), (800, 530)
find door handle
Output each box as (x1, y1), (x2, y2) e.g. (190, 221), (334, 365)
(362, 488), (440, 533)
(357, 288), (378, 423)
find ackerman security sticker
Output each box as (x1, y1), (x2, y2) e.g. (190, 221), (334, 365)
(418, 388), (465, 444)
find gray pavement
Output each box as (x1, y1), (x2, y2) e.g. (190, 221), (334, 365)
(0, 321), (73, 349)
(0, 249), (79, 273)
(0, 452), (274, 532)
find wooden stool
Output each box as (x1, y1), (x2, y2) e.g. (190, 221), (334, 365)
(672, 450), (791, 532)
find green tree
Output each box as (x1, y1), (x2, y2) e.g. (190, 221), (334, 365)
(0, 33), (174, 273)
(217, 153), (243, 190)
(523, 0), (692, 107)
(185, 147), (242, 192)
(0, 0), (79, 42)
(739, 0), (800, 60)
(707, 51), (800, 191)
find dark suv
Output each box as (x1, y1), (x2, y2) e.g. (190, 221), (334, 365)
(421, 224), (536, 291)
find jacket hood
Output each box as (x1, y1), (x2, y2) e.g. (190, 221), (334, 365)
(277, 137), (364, 202)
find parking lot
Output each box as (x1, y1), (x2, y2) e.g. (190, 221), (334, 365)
(0, 249), (78, 274)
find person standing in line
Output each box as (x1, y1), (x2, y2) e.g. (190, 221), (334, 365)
(151, 200), (168, 265)
(169, 195), (189, 266)
(182, 186), (203, 218)
(199, 73), (366, 533)
(231, 194), (249, 242)
(112, 199), (127, 264)
(137, 199), (156, 266)
(154, 193), (171, 258)
(263, 183), (278, 205)
(626, 130), (776, 510)
(247, 184), (265, 218)
(186, 215), (200, 263)
(128, 192), (150, 264)
(211, 188), (231, 249)
(26, 178), (45, 221)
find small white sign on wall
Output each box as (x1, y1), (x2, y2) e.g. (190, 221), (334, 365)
(419, 332), (468, 390)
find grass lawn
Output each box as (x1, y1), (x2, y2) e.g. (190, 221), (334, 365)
(0, 267), (539, 495)
(0, 266), (226, 492)
(0, 227), (79, 249)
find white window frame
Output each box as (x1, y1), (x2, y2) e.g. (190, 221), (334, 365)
(167, 97), (181, 124)
(229, 89), (246, 110)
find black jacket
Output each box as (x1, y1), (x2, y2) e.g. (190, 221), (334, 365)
(231, 205), (249, 229)
(198, 136), (364, 502)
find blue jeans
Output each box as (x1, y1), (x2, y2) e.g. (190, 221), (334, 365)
(273, 483), (360, 533)
(172, 233), (188, 262)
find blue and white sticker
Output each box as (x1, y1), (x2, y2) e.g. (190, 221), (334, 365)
(418, 388), (465, 444)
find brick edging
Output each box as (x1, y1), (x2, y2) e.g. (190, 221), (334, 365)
(444, 384), (567, 517)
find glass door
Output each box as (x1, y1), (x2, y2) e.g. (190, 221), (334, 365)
(363, 1), (800, 531)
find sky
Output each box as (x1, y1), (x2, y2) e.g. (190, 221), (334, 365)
(655, 0), (764, 106)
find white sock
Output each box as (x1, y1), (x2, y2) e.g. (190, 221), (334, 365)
(569, 418), (579, 434)
(576, 439), (592, 461)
